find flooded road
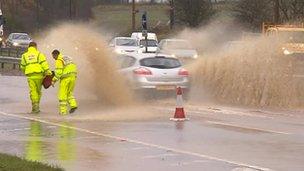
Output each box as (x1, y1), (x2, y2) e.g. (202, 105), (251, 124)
(1, 76), (304, 171)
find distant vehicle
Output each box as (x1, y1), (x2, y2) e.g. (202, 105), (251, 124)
(6, 33), (32, 48)
(110, 37), (141, 54)
(131, 32), (158, 53)
(262, 22), (304, 56)
(138, 39), (158, 53)
(157, 39), (198, 62)
(131, 32), (158, 42)
(117, 53), (189, 92)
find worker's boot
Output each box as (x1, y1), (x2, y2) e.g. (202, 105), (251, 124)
(31, 103), (40, 114)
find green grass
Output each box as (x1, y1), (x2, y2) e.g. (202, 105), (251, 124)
(0, 153), (63, 171)
(93, 4), (170, 35)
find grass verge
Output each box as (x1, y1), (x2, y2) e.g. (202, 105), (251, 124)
(0, 153), (63, 171)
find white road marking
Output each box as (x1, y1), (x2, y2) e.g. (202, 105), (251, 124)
(200, 108), (274, 119)
(143, 153), (178, 159)
(153, 107), (274, 119)
(155, 107), (291, 135)
(170, 160), (211, 166)
(0, 111), (272, 171)
(206, 121), (291, 135)
(3, 125), (57, 132)
(131, 147), (150, 151)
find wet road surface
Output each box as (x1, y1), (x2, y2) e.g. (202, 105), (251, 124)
(1, 76), (304, 171)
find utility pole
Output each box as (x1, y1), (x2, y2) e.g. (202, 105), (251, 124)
(169, 0), (174, 29)
(69, 0), (73, 20)
(132, 0), (136, 31)
(36, 0), (39, 32)
(273, 0), (280, 23)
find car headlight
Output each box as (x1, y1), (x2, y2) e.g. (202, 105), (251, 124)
(13, 42), (19, 46)
(283, 49), (293, 55)
(0, 37), (2, 42)
(115, 49), (123, 54)
(171, 54), (176, 58)
(193, 54), (198, 59)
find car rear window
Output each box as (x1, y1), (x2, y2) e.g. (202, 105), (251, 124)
(140, 40), (158, 47)
(140, 57), (181, 69)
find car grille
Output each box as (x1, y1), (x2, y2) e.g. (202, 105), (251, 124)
(19, 43), (29, 46)
(146, 77), (184, 82)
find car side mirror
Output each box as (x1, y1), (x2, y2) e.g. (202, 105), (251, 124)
(140, 45), (144, 48)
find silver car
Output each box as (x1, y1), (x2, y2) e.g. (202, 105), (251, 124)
(117, 53), (190, 91)
(110, 37), (141, 54)
(6, 33), (32, 48)
(157, 39), (198, 63)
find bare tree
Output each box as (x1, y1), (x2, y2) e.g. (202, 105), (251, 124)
(234, 0), (304, 31)
(279, 0), (304, 22)
(0, 0), (94, 34)
(174, 0), (214, 27)
(233, 0), (273, 31)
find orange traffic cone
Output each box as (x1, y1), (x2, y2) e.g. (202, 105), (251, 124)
(170, 87), (189, 121)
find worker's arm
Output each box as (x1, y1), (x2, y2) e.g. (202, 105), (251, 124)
(52, 59), (64, 83)
(39, 53), (52, 75)
(20, 54), (26, 74)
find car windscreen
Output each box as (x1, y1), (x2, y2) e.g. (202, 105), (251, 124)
(12, 34), (30, 40)
(165, 40), (192, 50)
(140, 57), (181, 69)
(278, 31), (304, 43)
(140, 40), (158, 47)
(116, 39), (138, 46)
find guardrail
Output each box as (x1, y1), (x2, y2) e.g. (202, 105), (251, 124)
(0, 48), (25, 70)
(0, 56), (21, 69)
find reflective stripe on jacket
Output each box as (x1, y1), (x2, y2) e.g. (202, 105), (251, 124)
(53, 54), (77, 82)
(20, 47), (51, 76)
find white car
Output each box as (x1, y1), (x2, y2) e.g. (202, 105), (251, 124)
(138, 39), (158, 53)
(117, 53), (190, 91)
(6, 33), (32, 48)
(110, 37), (141, 54)
(131, 32), (158, 42)
(131, 32), (158, 53)
(157, 39), (198, 61)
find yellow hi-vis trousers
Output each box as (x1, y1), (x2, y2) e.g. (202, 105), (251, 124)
(27, 74), (44, 112)
(58, 75), (77, 115)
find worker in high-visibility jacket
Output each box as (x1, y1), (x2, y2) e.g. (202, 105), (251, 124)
(20, 42), (52, 114)
(51, 50), (78, 115)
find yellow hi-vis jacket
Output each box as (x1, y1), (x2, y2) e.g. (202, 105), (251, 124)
(53, 54), (77, 82)
(20, 47), (51, 76)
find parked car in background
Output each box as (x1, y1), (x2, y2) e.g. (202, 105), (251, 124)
(6, 33), (32, 48)
(117, 53), (189, 92)
(131, 32), (158, 53)
(157, 39), (198, 63)
(110, 37), (141, 54)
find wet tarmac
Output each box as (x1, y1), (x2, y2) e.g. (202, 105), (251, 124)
(1, 76), (304, 171)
